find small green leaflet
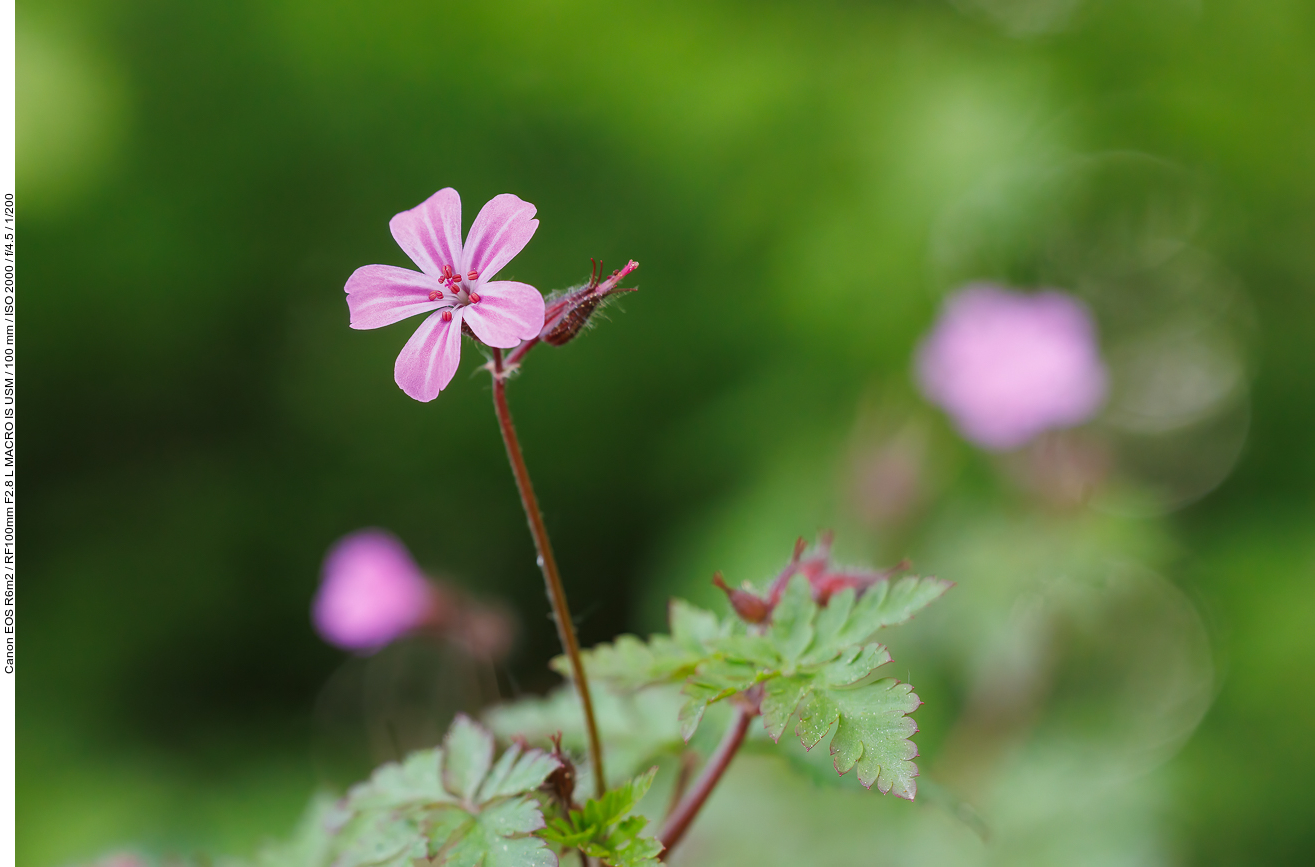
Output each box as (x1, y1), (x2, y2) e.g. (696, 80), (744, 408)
(540, 769), (664, 867)
(257, 714), (560, 867)
(573, 573), (948, 799)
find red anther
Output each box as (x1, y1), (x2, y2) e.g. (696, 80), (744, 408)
(441, 310), (453, 322)
(428, 290), (442, 301)
(442, 264), (454, 278)
(467, 270), (479, 280)
(468, 292), (481, 303)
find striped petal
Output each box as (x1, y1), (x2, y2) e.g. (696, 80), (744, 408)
(462, 281), (545, 348)
(345, 264), (449, 329)
(394, 308), (464, 402)
(389, 187), (464, 278)
(462, 194), (538, 285)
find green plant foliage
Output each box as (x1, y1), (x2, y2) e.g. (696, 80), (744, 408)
(550, 600), (729, 690)
(539, 769), (663, 867)
(244, 795), (344, 867)
(248, 715), (561, 867)
(485, 683), (686, 786)
(568, 574), (948, 798)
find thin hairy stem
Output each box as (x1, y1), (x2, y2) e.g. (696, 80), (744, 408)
(489, 347), (606, 797)
(658, 706), (753, 857)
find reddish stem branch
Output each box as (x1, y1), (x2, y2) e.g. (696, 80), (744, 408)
(663, 751), (699, 821)
(490, 347), (606, 797)
(658, 707), (754, 857)
(503, 333), (539, 369)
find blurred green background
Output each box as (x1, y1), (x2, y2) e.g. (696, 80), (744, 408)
(17, 0), (1315, 865)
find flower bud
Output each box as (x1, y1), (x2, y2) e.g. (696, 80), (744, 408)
(712, 572), (772, 623)
(540, 260), (638, 346)
(544, 731), (577, 809)
(716, 534), (914, 623)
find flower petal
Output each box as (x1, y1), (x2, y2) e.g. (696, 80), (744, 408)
(313, 529), (434, 652)
(389, 188), (464, 278)
(394, 308), (464, 402)
(345, 265), (449, 329)
(462, 194), (538, 283)
(463, 281), (546, 348)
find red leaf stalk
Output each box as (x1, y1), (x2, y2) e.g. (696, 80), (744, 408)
(658, 706), (754, 857)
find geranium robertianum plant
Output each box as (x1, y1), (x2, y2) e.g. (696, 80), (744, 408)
(201, 188), (951, 867)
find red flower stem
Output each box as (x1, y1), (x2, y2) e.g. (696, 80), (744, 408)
(504, 334), (539, 368)
(658, 706), (753, 857)
(663, 750), (699, 820)
(490, 347), (606, 797)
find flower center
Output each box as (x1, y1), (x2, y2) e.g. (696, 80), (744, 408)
(428, 264), (483, 304)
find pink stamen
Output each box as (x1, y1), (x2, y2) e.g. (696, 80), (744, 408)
(469, 292), (481, 303)
(467, 270), (479, 280)
(441, 310), (453, 322)
(442, 264), (454, 278)
(428, 289), (443, 301)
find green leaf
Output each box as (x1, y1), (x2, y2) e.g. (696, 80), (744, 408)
(819, 643), (893, 687)
(800, 586), (856, 665)
(329, 806), (435, 867)
(539, 769), (663, 867)
(701, 576), (926, 797)
(677, 658), (763, 741)
(265, 715), (561, 867)
(832, 575), (952, 647)
(794, 678), (923, 798)
(578, 766), (656, 830)
(669, 599), (722, 652)
(485, 682), (686, 787)
(588, 816), (665, 867)
(552, 601), (725, 691)
(347, 749), (452, 812)
(442, 714), (496, 802)
(478, 742), (561, 802)
(551, 634), (698, 691)
(766, 575), (816, 665)
(437, 799), (556, 867)
(760, 675), (812, 742)
(556, 565), (943, 798)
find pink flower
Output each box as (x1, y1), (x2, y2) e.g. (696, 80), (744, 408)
(345, 189), (547, 401)
(312, 529), (436, 652)
(915, 284), (1108, 451)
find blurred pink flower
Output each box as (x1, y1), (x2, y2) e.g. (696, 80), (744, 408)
(345, 188), (546, 401)
(313, 529), (435, 652)
(915, 284), (1108, 451)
